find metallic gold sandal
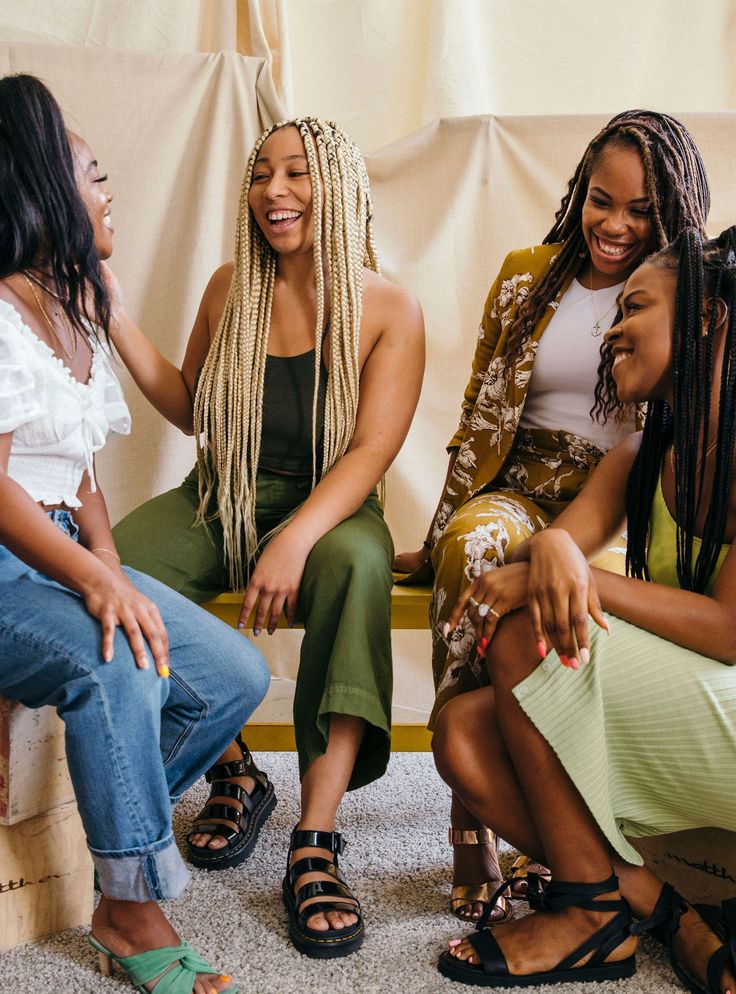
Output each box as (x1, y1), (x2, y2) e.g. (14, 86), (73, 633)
(507, 853), (552, 900)
(449, 828), (514, 924)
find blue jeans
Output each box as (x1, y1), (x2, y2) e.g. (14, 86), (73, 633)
(0, 511), (270, 901)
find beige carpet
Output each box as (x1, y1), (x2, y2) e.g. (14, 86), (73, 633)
(3, 752), (682, 993)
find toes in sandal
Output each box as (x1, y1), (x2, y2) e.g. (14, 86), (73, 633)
(438, 872), (636, 987)
(693, 898), (736, 994)
(508, 853), (552, 900)
(450, 828), (513, 925)
(635, 883), (736, 994)
(88, 934), (238, 993)
(185, 732), (276, 870)
(282, 827), (364, 959)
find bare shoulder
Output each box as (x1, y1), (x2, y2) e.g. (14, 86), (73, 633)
(204, 262), (234, 309)
(609, 430), (643, 463)
(200, 262), (234, 339)
(594, 430), (643, 480)
(362, 268), (423, 338)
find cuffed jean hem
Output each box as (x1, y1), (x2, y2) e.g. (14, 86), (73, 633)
(90, 835), (191, 902)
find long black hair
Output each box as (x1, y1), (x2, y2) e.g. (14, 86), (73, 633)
(504, 110), (710, 376)
(625, 226), (736, 593)
(0, 73), (109, 338)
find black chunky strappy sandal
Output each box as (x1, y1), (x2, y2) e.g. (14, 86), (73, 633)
(438, 872), (636, 987)
(635, 882), (736, 994)
(185, 732), (276, 870)
(282, 827), (364, 959)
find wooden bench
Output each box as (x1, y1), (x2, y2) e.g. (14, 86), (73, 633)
(0, 699), (92, 951)
(202, 582), (434, 752)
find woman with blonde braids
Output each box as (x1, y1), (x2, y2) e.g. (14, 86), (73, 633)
(111, 118), (424, 958)
(394, 109), (711, 926)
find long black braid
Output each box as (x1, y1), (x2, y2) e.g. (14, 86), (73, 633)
(625, 227), (736, 592)
(503, 110), (710, 385)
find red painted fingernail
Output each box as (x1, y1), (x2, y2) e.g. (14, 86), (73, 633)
(537, 641), (547, 659)
(480, 637), (489, 649)
(559, 655), (569, 667)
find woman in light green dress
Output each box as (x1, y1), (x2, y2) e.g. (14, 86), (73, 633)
(432, 227), (736, 991)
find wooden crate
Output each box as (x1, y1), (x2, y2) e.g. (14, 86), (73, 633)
(0, 698), (75, 826)
(631, 828), (736, 905)
(0, 799), (93, 951)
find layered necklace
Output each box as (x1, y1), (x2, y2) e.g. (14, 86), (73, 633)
(22, 270), (78, 360)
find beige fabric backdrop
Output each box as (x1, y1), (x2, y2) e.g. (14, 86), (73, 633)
(3, 4), (736, 718)
(288, 0), (736, 152)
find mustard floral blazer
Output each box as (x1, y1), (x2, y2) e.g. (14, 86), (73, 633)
(432, 243), (573, 542)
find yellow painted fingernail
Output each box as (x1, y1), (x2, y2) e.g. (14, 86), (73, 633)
(220, 977), (231, 983)
(160, 664), (170, 678)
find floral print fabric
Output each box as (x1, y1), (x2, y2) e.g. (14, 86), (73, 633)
(429, 426), (609, 726)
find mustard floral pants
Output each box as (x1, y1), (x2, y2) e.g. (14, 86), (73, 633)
(429, 427), (624, 727)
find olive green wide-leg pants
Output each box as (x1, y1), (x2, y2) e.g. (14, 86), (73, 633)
(113, 467), (394, 790)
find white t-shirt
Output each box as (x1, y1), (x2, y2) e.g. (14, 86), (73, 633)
(0, 299), (131, 508)
(519, 278), (633, 449)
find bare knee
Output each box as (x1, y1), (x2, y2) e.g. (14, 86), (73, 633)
(486, 608), (538, 692)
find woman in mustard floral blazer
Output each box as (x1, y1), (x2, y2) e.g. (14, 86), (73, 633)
(394, 110), (711, 924)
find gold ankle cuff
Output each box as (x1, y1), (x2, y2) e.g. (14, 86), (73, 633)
(449, 827), (496, 846)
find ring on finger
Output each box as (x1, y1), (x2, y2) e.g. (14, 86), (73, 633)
(468, 596), (480, 610)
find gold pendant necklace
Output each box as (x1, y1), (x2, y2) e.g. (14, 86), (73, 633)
(22, 273), (78, 360)
(589, 285), (618, 338)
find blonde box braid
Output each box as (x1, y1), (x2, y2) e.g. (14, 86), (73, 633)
(194, 118), (379, 590)
(504, 110), (710, 374)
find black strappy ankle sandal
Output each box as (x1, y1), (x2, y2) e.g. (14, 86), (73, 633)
(438, 872), (636, 987)
(185, 732), (276, 870)
(282, 827), (364, 959)
(635, 882), (736, 994)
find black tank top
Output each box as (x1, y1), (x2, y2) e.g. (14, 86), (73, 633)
(259, 349), (328, 474)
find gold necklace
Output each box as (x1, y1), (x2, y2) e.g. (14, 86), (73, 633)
(668, 436), (718, 474)
(588, 282), (619, 338)
(22, 273), (78, 360)
(22, 268), (65, 301)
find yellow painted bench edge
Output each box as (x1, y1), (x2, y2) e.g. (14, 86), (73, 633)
(201, 579), (434, 752)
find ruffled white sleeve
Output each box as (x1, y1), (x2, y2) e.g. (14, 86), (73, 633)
(0, 304), (43, 435)
(95, 343), (131, 436)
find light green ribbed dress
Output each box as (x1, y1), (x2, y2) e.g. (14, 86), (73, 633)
(513, 473), (736, 865)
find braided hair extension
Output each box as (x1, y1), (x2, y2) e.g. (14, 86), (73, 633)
(502, 111), (709, 388)
(625, 227), (736, 592)
(194, 118), (378, 589)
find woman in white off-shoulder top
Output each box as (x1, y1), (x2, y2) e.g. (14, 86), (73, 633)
(0, 73), (267, 994)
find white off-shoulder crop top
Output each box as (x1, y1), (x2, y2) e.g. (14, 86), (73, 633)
(0, 299), (131, 508)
